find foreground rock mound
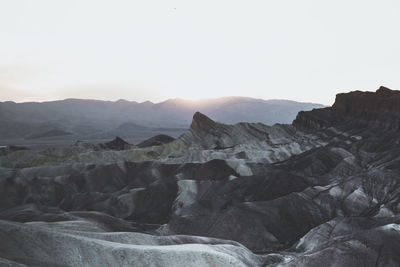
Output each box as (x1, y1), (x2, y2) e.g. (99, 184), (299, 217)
(0, 219), (264, 266)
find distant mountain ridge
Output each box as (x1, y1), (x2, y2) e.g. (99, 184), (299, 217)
(0, 96), (324, 141)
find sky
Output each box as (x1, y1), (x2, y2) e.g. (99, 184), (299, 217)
(1, 0), (400, 105)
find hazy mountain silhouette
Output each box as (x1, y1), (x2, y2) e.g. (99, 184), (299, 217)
(0, 97), (323, 141)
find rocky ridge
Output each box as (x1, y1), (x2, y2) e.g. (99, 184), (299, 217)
(0, 112), (324, 168)
(137, 134), (175, 148)
(294, 86), (400, 130)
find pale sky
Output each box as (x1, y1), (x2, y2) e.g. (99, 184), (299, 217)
(1, 0), (400, 105)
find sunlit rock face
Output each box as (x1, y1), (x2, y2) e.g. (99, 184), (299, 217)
(0, 219), (264, 267)
(1, 87), (400, 266)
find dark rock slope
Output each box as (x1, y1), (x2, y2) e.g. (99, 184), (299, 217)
(1, 87), (400, 266)
(99, 136), (132, 150)
(137, 134), (175, 148)
(294, 86), (400, 130)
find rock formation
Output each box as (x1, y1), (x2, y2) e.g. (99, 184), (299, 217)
(137, 134), (175, 148)
(1, 87), (400, 266)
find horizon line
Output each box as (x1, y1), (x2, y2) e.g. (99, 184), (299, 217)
(0, 95), (328, 106)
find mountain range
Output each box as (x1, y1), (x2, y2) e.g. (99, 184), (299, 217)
(0, 97), (323, 143)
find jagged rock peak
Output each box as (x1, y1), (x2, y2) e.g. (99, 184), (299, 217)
(102, 136), (131, 150)
(109, 136), (129, 145)
(192, 111), (215, 124)
(376, 85), (396, 95)
(190, 112), (217, 131)
(112, 136), (128, 143)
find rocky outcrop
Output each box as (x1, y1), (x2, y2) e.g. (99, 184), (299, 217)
(172, 111), (323, 163)
(137, 134), (175, 148)
(73, 136), (133, 151)
(333, 86), (400, 116)
(0, 112), (324, 168)
(99, 136), (132, 150)
(185, 111), (288, 150)
(292, 107), (342, 130)
(294, 86), (400, 130)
